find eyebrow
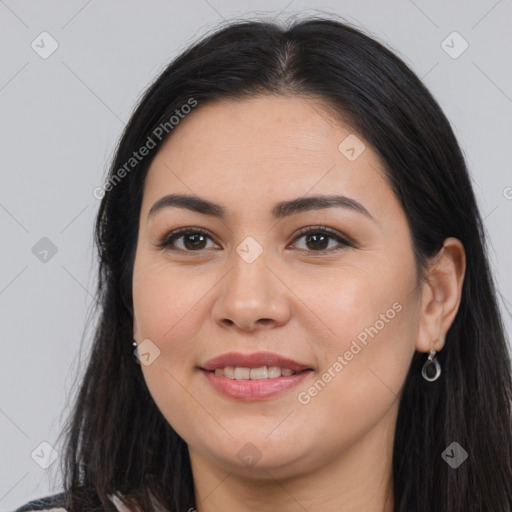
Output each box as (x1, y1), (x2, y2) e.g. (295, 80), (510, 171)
(147, 193), (376, 222)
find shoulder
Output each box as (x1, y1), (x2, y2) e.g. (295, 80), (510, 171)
(13, 491), (69, 512)
(13, 491), (132, 512)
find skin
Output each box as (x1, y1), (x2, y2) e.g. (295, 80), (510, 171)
(131, 94), (466, 512)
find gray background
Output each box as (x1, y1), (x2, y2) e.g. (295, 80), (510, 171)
(1, 1), (511, 510)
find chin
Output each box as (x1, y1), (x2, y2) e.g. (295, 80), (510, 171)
(196, 433), (312, 476)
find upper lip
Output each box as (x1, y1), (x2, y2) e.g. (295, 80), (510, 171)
(201, 351), (313, 372)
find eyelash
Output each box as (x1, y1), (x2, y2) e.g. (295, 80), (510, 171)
(157, 225), (354, 255)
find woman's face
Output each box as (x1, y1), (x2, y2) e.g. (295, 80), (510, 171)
(132, 94), (422, 478)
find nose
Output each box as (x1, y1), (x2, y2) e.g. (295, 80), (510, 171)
(211, 249), (291, 332)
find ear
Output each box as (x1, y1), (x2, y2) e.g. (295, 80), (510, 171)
(416, 237), (466, 353)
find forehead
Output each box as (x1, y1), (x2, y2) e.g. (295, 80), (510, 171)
(142, 95), (398, 223)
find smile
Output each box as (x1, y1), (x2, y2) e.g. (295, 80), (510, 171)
(199, 351), (314, 400)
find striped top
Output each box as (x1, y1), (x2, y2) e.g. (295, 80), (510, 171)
(13, 492), (133, 512)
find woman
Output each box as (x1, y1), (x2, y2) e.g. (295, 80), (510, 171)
(15, 15), (512, 512)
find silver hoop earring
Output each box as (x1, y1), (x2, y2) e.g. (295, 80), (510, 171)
(421, 348), (441, 381)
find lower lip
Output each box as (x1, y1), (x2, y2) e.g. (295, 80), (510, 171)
(201, 369), (313, 400)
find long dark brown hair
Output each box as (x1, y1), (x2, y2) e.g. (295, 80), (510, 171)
(52, 15), (512, 512)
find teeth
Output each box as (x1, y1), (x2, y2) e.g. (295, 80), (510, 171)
(268, 366), (281, 378)
(213, 366), (298, 380)
(223, 366), (235, 379)
(234, 367), (250, 380)
(249, 366), (268, 379)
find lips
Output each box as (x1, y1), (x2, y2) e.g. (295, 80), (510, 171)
(200, 351), (313, 373)
(199, 351), (314, 400)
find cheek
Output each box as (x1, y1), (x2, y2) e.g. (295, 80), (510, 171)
(132, 260), (209, 436)
(296, 252), (416, 346)
(297, 251), (419, 405)
(132, 258), (206, 351)
(292, 278), (418, 459)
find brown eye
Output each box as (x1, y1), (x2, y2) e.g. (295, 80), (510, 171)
(158, 228), (218, 252)
(180, 233), (209, 250)
(291, 227), (353, 254)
